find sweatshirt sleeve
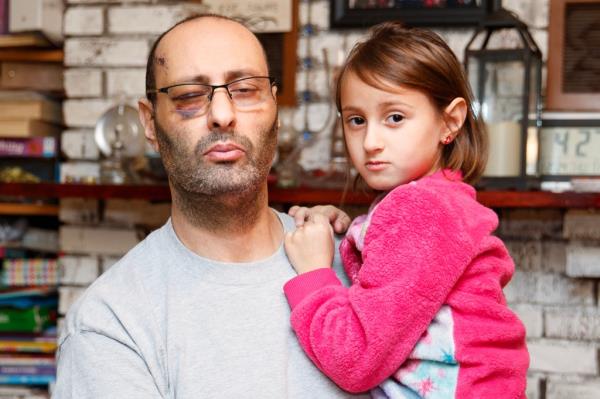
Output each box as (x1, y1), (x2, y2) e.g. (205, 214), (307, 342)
(284, 182), (498, 393)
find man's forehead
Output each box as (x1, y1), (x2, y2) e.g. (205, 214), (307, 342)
(153, 17), (268, 84)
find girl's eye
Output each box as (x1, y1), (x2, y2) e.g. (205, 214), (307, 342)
(387, 114), (404, 124)
(346, 116), (365, 126)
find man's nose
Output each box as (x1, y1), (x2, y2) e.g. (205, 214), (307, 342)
(206, 88), (236, 131)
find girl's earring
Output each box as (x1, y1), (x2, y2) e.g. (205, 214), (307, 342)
(442, 136), (453, 145)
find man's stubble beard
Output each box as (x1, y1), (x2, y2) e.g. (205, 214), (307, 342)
(154, 115), (278, 198)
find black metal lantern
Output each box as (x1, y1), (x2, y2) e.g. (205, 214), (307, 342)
(465, 0), (542, 190)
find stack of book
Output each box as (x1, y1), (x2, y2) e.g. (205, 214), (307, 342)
(0, 287), (57, 389)
(0, 95), (62, 183)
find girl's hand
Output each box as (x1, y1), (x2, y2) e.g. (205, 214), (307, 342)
(284, 213), (335, 275)
(288, 205), (351, 234)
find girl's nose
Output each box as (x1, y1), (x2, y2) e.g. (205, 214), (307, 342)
(363, 125), (384, 153)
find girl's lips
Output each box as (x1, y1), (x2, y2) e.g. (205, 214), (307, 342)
(204, 143), (245, 162)
(365, 161), (388, 171)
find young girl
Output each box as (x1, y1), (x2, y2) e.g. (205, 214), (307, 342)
(283, 22), (529, 398)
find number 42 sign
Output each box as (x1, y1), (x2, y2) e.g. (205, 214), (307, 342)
(539, 127), (600, 175)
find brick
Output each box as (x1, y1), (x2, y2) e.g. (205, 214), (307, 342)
(528, 339), (598, 374)
(531, 28), (548, 62)
(564, 210), (600, 240)
(542, 240), (567, 274)
(108, 5), (200, 34)
(63, 98), (114, 127)
(504, 271), (594, 305)
(64, 6), (104, 35)
(295, 67), (331, 100)
(59, 198), (99, 224)
(105, 68), (145, 97)
(547, 378), (600, 399)
(297, 32), (346, 65)
(64, 68), (103, 97)
(65, 38), (148, 67)
(299, 0), (329, 30)
(100, 256), (120, 274)
(566, 241), (600, 278)
(61, 129), (100, 160)
(546, 306), (600, 340)
(58, 255), (100, 285)
(526, 375), (542, 399)
(58, 286), (87, 315)
(104, 199), (170, 228)
(504, 0), (549, 29)
(497, 209), (563, 240)
(59, 225), (140, 256)
(510, 304), (543, 338)
(505, 239), (542, 271)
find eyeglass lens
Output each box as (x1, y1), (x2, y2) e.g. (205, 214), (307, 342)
(166, 77), (272, 116)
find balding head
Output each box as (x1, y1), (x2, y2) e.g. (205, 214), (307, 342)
(145, 14), (269, 103)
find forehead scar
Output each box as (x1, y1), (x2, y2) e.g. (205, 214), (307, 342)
(156, 56), (168, 69)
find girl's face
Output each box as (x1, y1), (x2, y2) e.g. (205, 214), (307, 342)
(340, 71), (447, 191)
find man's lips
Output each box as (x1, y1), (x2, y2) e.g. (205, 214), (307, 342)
(365, 161), (389, 171)
(203, 142), (246, 162)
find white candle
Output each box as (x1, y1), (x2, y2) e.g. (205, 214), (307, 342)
(484, 121), (522, 177)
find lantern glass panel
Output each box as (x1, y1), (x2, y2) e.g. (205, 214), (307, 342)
(468, 58), (527, 177)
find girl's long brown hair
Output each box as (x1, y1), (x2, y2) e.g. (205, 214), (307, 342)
(336, 21), (487, 185)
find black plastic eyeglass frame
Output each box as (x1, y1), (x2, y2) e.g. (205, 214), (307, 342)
(147, 76), (276, 100)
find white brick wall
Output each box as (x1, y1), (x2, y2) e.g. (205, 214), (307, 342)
(547, 379), (600, 399)
(105, 68), (145, 97)
(64, 68), (103, 97)
(504, 271), (595, 305)
(108, 5), (195, 34)
(65, 38), (148, 67)
(64, 6), (104, 35)
(528, 339), (598, 374)
(546, 307), (600, 340)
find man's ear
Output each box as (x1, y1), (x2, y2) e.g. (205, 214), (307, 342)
(271, 84), (278, 101)
(441, 97), (467, 141)
(138, 98), (159, 152)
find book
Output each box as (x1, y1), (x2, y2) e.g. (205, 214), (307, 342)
(0, 32), (53, 48)
(0, 306), (56, 333)
(0, 365), (55, 376)
(0, 340), (56, 354)
(0, 120), (62, 138)
(0, 62), (63, 91)
(0, 374), (55, 385)
(0, 100), (62, 124)
(0, 137), (57, 157)
(1, 259), (59, 287)
(0, 354), (55, 367)
(8, 0), (63, 45)
(0, 1), (7, 35)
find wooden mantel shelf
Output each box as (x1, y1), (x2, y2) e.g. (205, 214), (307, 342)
(1, 182), (600, 208)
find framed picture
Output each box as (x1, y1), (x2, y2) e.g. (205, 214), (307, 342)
(330, 0), (489, 28)
(546, 0), (600, 111)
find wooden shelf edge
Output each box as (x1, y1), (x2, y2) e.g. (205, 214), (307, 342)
(0, 48), (63, 63)
(0, 202), (58, 216)
(1, 183), (600, 208)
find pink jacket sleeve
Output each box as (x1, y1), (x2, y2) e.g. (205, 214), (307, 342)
(283, 181), (500, 393)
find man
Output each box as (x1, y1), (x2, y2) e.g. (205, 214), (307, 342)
(53, 14), (364, 398)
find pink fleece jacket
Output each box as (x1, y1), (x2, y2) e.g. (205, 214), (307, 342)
(284, 170), (529, 398)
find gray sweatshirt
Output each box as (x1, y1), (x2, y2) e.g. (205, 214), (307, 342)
(53, 211), (369, 399)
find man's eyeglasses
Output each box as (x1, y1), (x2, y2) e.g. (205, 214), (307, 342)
(147, 76), (276, 116)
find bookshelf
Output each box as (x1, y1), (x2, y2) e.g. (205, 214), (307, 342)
(0, 29), (63, 395)
(1, 182), (600, 208)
